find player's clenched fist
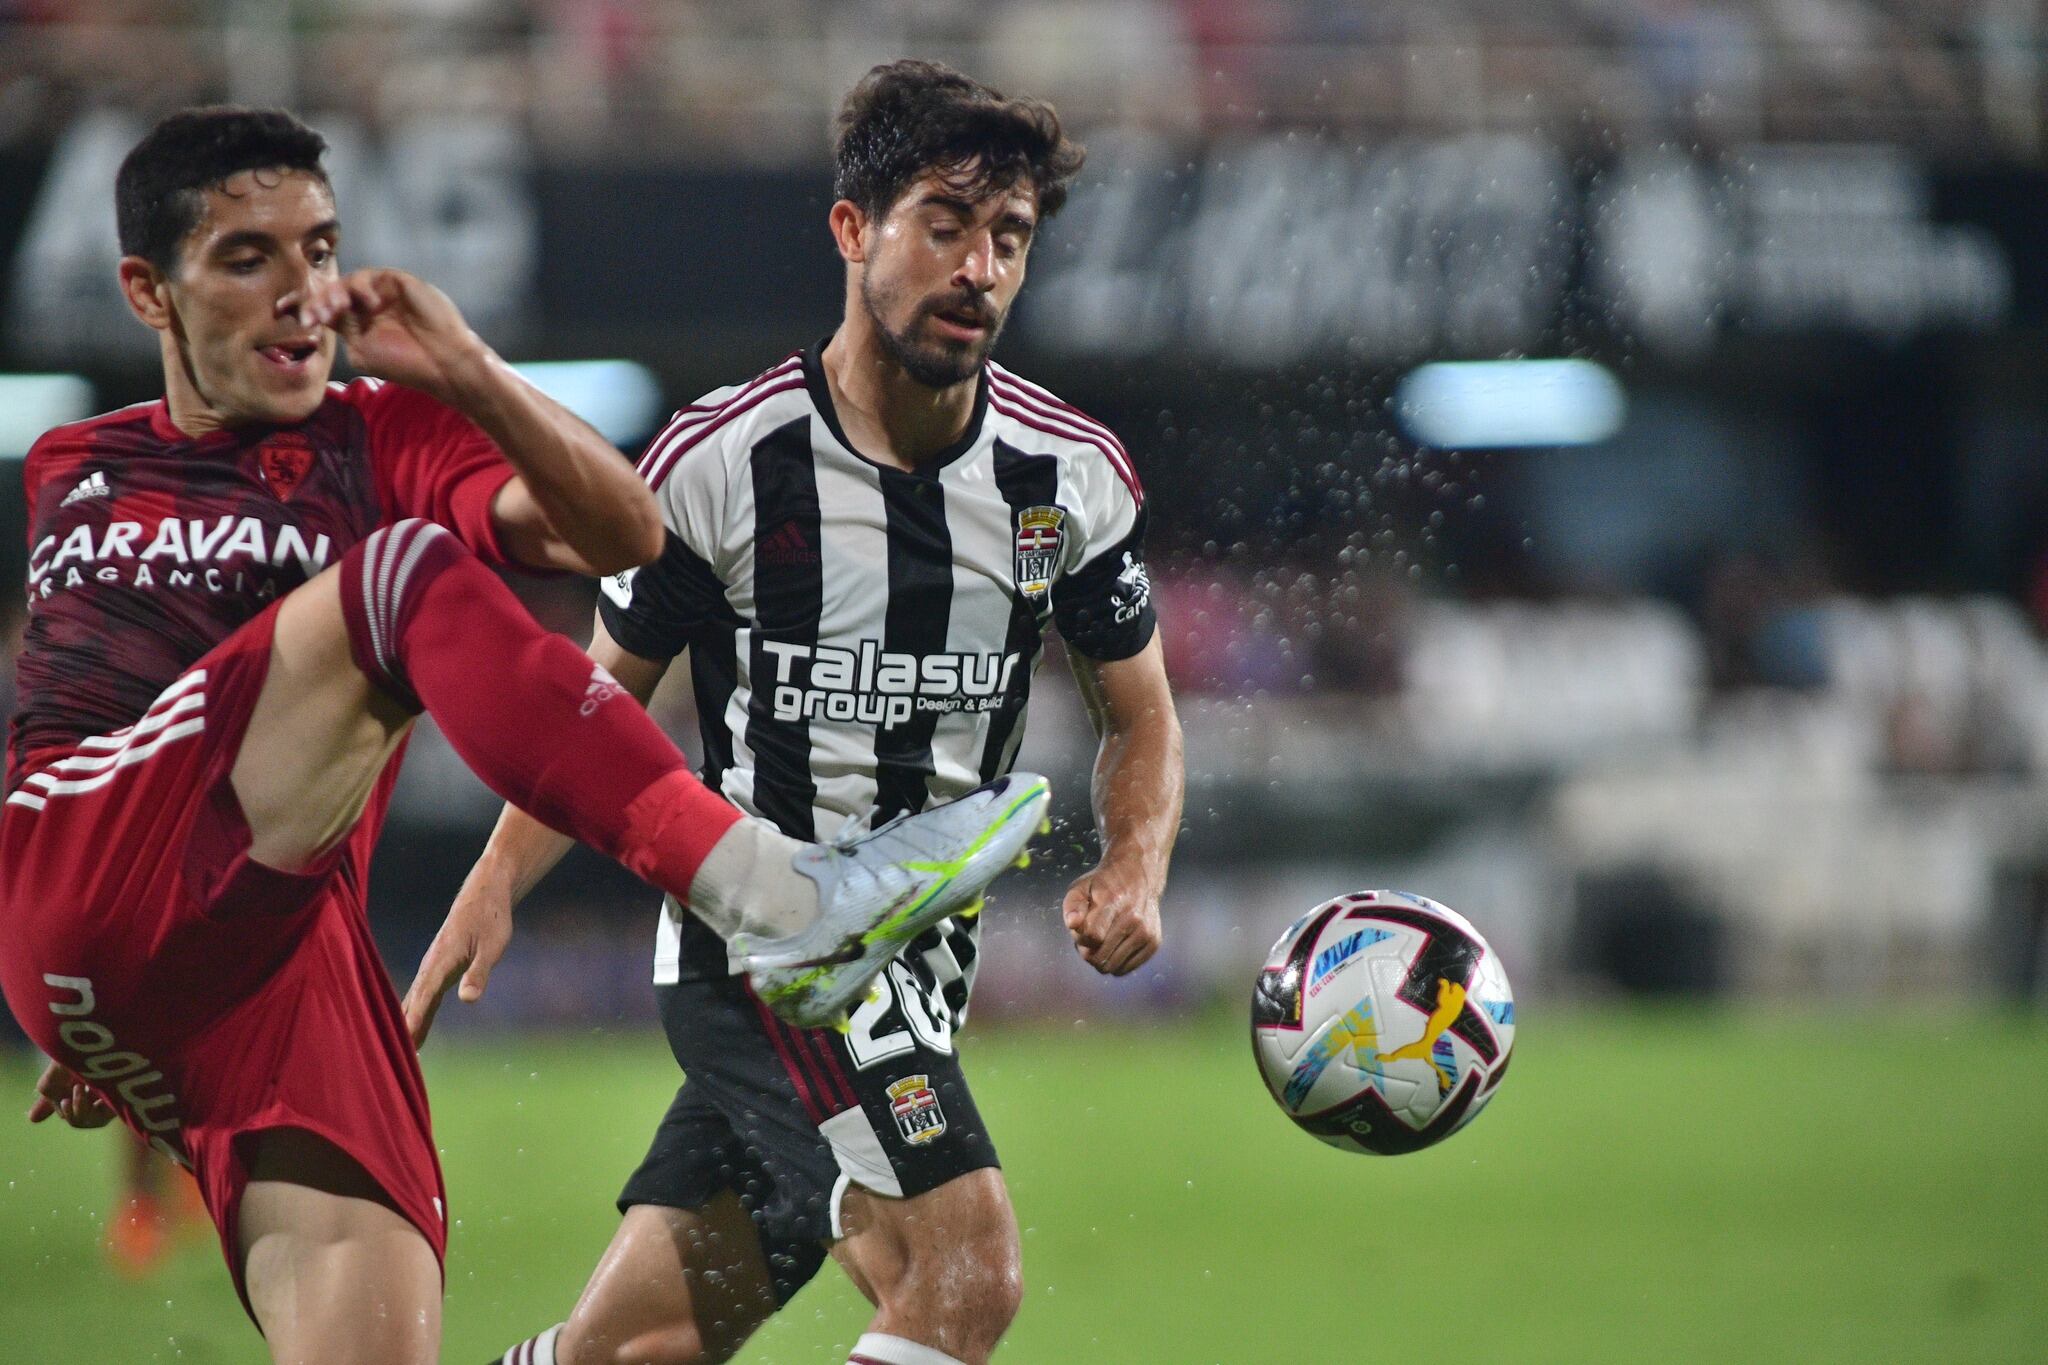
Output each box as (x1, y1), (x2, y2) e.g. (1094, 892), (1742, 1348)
(283, 267), (491, 405)
(1062, 858), (1164, 977)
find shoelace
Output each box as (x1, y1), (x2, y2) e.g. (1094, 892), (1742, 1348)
(829, 798), (933, 853)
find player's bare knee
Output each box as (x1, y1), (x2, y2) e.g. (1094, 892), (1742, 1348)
(846, 1172), (1021, 1342)
(558, 1203), (774, 1365)
(951, 1227), (1024, 1334)
(883, 1219), (1023, 1344)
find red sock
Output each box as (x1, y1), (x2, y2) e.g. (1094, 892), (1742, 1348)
(336, 519), (742, 896)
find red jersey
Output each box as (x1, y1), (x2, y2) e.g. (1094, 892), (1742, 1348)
(8, 378), (516, 785)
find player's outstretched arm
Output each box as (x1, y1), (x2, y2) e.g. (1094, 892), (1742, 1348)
(402, 618), (674, 1046)
(1061, 635), (1185, 976)
(290, 267), (663, 576)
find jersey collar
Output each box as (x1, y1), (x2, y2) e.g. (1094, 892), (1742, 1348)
(145, 398), (293, 452)
(802, 336), (990, 478)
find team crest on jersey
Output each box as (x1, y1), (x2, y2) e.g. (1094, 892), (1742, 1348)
(886, 1074), (947, 1145)
(1013, 505), (1065, 601)
(255, 432), (315, 501)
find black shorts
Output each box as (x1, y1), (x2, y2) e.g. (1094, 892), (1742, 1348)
(619, 964), (999, 1305)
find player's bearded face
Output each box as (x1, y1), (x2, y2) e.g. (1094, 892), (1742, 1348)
(161, 169), (342, 427)
(859, 173), (1034, 389)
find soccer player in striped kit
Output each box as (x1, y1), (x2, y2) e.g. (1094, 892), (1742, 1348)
(1, 106), (1046, 1364)
(418, 58), (1186, 1365)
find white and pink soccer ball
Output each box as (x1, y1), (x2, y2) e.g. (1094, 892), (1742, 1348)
(1252, 890), (1515, 1155)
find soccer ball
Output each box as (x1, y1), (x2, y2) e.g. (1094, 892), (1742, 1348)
(1252, 890), (1515, 1155)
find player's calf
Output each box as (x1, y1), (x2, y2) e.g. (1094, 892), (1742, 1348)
(315, 520), (1046, 1028)
(236, 517), (740, 880)
(329, 519), (743, 881)
(499, 1198), (777, 1365)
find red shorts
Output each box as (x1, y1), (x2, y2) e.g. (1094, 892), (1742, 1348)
(0, 604), (446, 1311)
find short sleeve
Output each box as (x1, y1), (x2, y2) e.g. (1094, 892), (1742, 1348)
(19, 431), (59, 527)
(596, 412), (736, 661)
(356, 380), (518, 563)
(598, 533), (735, 661)
(19, 426), (95, 529)
(1052, 469), (1156, 663)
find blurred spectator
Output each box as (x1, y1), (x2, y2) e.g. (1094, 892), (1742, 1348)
(1632, 0), (1761, 137)
(1698, 549), (1833, 692)
(0, 0), (2030, 150)
(1151, 559), (1411, 698)
(1152, 562), (1263, 697)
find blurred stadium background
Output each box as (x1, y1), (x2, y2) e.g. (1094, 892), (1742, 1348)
(2, 0), (2047, 1359)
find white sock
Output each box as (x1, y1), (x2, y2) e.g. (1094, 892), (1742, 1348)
(688, 816), (819, 941)
(848, 1333), (966, 1365)
(499, 1322), (563, 1365)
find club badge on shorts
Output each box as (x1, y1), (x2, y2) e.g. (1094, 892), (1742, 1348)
(1013, 505), (1066, 602)
(887, 1074), (947, 1145)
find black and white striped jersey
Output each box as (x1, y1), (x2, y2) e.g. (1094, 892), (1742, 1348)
(600, 341), (1155, 999)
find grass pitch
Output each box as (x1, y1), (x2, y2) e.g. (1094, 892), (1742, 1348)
(2, 1006), (2045, 1362)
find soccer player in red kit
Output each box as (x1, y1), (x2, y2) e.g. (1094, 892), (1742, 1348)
(0, 108), (1045, 1364)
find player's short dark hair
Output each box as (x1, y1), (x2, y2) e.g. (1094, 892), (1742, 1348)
(116, 107), (330, 271)
(834, 59), (1085, 222)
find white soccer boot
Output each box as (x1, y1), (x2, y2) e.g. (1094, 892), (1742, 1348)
(737, 772), (1052, 1029)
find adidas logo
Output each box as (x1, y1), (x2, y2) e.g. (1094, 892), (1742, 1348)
(578, 662), (622, 717)
(758, 519), (819, 567)
(59, 471), (110, 508)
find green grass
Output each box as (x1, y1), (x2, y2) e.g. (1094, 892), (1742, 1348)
(3, 1007), (2046, 1362)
